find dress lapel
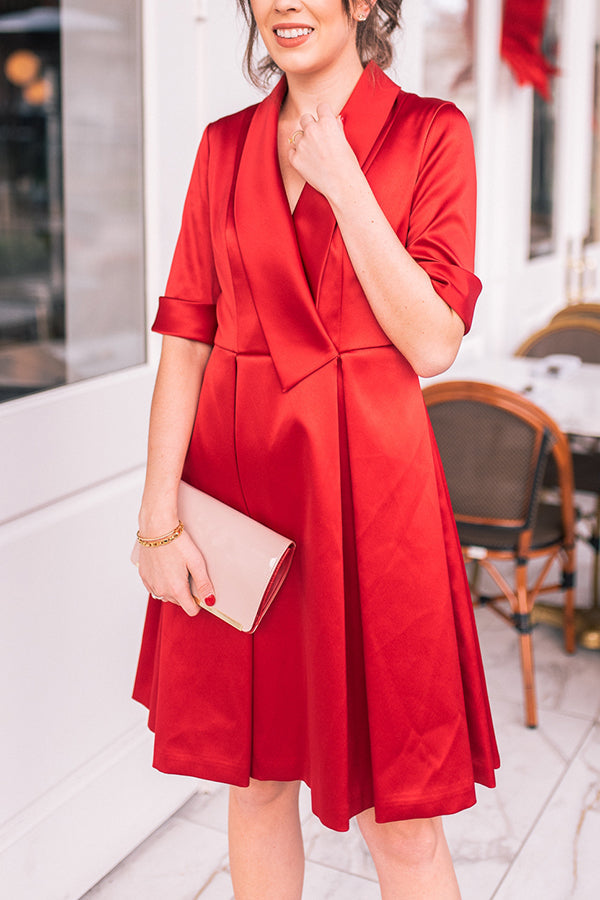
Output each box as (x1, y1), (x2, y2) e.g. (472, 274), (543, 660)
(294, 62), (402, 303)
(234, 77), (338, 392)
(233, 63), (402, 393)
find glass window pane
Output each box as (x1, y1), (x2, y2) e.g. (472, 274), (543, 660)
(423, 0), (477, 128)
(529, 0), (561, 259)
(0, 0), (145, 404)
(586, 38), (600, 246)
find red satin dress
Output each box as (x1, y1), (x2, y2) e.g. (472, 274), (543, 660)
(133, 62), (500, 831)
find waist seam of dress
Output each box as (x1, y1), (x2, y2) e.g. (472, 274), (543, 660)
(213, 341), (396, 358)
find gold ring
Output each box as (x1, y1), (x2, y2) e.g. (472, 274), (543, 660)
(289, 129), (304, 145)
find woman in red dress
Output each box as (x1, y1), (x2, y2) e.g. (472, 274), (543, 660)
(133, 1), (499, 896)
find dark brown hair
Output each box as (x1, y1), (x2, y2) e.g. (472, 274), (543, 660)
(236, 1), (403, 90)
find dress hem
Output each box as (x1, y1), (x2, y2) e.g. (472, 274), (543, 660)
(150, 744), (497, 833)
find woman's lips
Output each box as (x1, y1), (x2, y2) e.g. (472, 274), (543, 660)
(273, 26), (314, 49)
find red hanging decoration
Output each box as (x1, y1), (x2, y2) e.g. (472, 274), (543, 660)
(501, 0), (559, 101)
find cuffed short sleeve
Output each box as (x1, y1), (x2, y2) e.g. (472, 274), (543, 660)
(152, 127), (220, 344)
(152, 296), (217, 342)
(405, 104), (482, 333)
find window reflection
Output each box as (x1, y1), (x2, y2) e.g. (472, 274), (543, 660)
(586, 40), (600, 246)
(0, 1), (145, 404)
(529, 0), (561, 259)
(0, 3), (64, 399)
(423, 0), (477, 127)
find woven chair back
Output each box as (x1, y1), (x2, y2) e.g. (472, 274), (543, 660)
(427, 399), (552, 529)
(427, 402), (552, 534)
(515, 318), (600, 363)
(551, 303), (600, 323)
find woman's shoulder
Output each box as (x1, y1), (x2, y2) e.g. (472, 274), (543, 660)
(394, 87), (470, 133)
(204, 102), (259, 145)
(383, 86), (474, 161)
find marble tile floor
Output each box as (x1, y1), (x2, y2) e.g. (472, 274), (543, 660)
(83, 605), (600, 899)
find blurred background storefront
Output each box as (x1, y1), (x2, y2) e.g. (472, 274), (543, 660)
(1, 1), (598, 898)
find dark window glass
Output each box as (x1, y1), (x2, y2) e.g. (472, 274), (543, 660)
(0, 1), (145, 403)
(586, 41), (600, 247)
(529, 0), (561, 259)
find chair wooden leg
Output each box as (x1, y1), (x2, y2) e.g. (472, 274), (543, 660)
(516, 562), (538, 728)
(593, 499), (600, 608)
(518, 632), (538, 727)
(563, 546), (576, 655)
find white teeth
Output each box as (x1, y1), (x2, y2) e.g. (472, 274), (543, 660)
(276, 28), (313, 38)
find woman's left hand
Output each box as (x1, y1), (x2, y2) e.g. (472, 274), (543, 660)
(289, 103), (362, 203)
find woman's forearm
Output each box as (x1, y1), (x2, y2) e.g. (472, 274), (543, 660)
(139, 335), (212, 535)
(328, 176), (464, 377)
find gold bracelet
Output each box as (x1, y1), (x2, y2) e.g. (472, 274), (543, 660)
(136, 521), (184, 548)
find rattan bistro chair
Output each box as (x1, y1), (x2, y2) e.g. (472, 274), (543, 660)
(551, 303), (600, 323)
(515, 318), (600, 362)
(423, 381), (576, 728)
(516, 319), (600, 613)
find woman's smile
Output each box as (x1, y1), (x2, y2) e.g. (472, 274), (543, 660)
(252, 1), (362, 79)
(273, 23), (315, 48)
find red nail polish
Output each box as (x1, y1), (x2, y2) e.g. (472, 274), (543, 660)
(205, 594), (216, 607)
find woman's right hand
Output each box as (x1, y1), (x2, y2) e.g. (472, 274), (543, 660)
(136, 530), (215, 617)
(135, 337), (214, 616)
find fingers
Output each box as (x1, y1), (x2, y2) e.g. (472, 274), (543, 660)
(139, 557), (197, 616)
(187, 572), (216, 612)
(185, 547), (216, 616)
(290, 106), (344, 162)
(298, 111), (317, 131)
(145, 578), (216, 619)
(298, 103), (335, 128)
(148, 578), (201, 618)
(173, 570), (215, 619)
(315, 101), (336, 120)
(173, 589), (202, 618)
(298, 103), (335, 133)
(138, 536), (214, 619)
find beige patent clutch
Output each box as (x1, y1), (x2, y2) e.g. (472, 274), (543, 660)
(132, 481), (296, 633)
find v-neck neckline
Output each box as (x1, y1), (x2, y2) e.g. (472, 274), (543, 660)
(273, 61), (399, 219)
(275, 64), (368, 218)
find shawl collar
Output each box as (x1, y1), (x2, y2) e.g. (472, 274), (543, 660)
(234, 62), (402, 392)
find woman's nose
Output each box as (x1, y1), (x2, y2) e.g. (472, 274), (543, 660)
(274, 2), (304, 12)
